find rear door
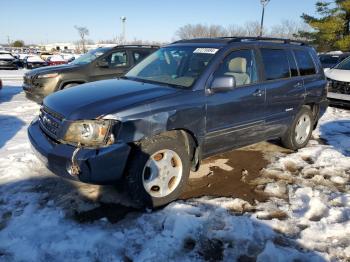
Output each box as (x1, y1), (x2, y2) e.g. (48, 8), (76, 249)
(204, 48), (267, 156)
(293, 49), (323, 102)
(259, 48), (305, 137)
(90, 49), (130, 81)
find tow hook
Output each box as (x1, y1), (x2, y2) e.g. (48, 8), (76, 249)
(69, 145), (81, 176)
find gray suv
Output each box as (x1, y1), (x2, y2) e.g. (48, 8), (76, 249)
(23, 45), (159, 102)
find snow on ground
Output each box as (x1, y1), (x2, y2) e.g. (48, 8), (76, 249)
(0, 69), (26, 81)
(0, 71), (349, 261)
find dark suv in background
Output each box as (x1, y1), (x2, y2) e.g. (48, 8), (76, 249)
(319, 52), (350, 70)
(23, 45), (159, 102)
(28, 37), (328, 208)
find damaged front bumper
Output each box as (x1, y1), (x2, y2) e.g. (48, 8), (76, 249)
(28, 119), (131, 185)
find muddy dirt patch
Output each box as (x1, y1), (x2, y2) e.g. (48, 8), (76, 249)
(181, 149), (270, 203)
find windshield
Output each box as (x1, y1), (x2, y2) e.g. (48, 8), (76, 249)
(126, 46), (219, 88)
(334, 56), (350, 70)
(71, 48), (110, 65)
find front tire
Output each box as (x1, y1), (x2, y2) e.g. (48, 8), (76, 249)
(281, 106), (314, 150)
(126, 134), (190, 208)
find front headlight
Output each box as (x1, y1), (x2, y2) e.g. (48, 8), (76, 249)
(37, 73), (58, 79)
(63, 120), (115, 147)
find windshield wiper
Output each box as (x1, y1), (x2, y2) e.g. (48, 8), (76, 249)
(119, 76), (129, 80)
(126, 77), (186, 89)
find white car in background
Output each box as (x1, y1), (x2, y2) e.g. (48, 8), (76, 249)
(23, 55), (46, 69)
(325, 56), (350, 107)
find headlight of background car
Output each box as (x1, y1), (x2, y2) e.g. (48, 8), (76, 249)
(63, 120), (115, 147)
(37, 73), (58, 79)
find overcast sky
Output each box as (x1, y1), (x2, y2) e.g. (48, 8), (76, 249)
(0, 0), (318, 44)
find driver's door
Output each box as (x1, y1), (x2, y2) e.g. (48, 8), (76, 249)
(203, 49), (267, 156)
(90, 50), (130, 81)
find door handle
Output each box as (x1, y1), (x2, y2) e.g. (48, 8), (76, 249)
(252, 89), (265, 97)
(294, 82), (303, 88)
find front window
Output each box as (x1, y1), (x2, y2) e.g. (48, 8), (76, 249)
(71, 48), (110, 65)
(214, 49), (258, 86)
(126, 46), (219, 88)
(334, 56), (350, 70)
(101, 51), (128, 68)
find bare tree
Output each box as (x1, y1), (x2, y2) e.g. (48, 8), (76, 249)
(226, 24), (247, 37)
(176, 24), (226, 39)
(244, 21), (262, 37)
(269, 19), (310, 39)
(74, 26), (89, 53)
(175, 20), (311, 41)
(207, 25), (227, 37)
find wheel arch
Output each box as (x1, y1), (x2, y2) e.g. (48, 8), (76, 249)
(151, 129), (201, 172)
(304, 102), (320, 129)
(127, 128), (202, 172)
(58, 80), (87, 90)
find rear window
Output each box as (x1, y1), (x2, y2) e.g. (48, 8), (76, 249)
(261, 49), (290, 81)
(294, 50), (317, 76)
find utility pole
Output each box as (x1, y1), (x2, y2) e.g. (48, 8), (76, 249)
(260, 0), (270, 37)
(7, 35), (10, 47)
(120, 16), (127, 44)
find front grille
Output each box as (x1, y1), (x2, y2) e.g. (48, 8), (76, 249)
(39, 106), (63, 139)
(328, 79), (350, 94)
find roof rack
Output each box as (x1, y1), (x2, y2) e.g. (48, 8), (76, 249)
(225, 36), (307, 45)
(173, 37), (307, 46)
(114, 45), (160, 49)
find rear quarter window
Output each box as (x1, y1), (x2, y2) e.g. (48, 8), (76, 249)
(260, 49), (291, 81)
(133, 51), (150, 64)
(294, 50), (317, 76)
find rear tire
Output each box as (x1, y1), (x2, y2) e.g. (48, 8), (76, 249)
(281, 106), (314, 150)
(125, 134), (190, 208)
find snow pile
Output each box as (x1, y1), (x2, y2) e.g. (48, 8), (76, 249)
(252, 107), (350, 261)
(0, 77), (349, 261)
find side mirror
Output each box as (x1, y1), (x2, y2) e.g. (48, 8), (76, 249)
(210, 76), (236, 93)
(96, 60), (109, 68)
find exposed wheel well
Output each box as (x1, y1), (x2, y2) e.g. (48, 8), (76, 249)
(304, 103), (320, 129)
(304, 103), (319, 118)
(61, 81), (85, 90)
(147, 129), (200, 172)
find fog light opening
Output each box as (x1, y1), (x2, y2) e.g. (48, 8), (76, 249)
(67, 146), (81, 177)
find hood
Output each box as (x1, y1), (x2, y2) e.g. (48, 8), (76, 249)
(325, 69), (350, 82)
(26, 63), (82, 76)
(43, 79), (180, 120)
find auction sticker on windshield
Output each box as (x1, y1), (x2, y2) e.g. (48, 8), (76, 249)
(193, 48), (219, 54)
